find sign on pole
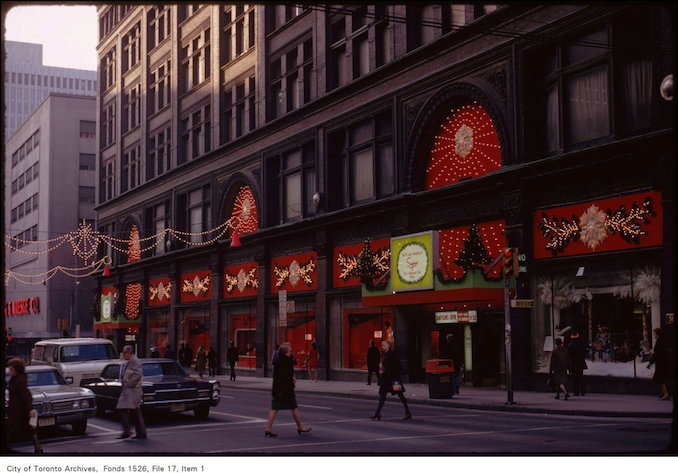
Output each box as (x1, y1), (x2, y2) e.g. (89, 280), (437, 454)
(278, 290), (288, 327)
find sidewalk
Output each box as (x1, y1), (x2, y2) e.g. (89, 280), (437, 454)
(212, 374), (675, 419)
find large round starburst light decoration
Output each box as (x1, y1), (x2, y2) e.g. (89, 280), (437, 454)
(229, 186), (258, 238)
(425, 103), (501, 190)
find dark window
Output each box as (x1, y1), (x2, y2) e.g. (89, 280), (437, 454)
(266, 143), (316, 225)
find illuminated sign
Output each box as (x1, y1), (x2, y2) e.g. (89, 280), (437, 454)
(5, 297), (40, 316)
(435, 310), (478, 324)
(101, 294), (113, 322)
(391, 231), (438, 292)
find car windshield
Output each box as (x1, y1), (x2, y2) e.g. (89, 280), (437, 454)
(142, 362), (187, 377)
(60, 344), (117, 362)
(28, 370), (67, 386)
(5, 370), (66, 386)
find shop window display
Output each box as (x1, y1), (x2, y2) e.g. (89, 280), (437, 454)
(230, 313), (256, 369)
(148, 311), (169, 357)
(279, 310), (316, 369)
(343, 309), (393, 370)
(531, 264), (661, 379)
(178, 307), (210, 359)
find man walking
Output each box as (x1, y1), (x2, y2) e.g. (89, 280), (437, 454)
(366, 340), (381, 386)
(226, 341), (239, 381)
(117, 345), (147, 439)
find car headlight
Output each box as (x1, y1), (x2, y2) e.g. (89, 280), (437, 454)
(80, 399), (90, 408)
(72, 400), (81, 409)
(212, 382), (220, 399)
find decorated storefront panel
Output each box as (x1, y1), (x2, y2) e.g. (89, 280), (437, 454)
(533, 191), (662, 259)
(334, 238), (390, 288)
(224, 263), (259, 298)
(148, 277), (172, 306)
(391, 231), (438, 292)
(180, 270), (212, 302)
(271, 252), (317, 293)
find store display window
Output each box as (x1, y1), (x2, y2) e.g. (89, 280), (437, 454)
(343, 309), (393, 369)
(178, 306), (211, 356)
(148, 310), (169, 357)
(531, 262), (661, 379)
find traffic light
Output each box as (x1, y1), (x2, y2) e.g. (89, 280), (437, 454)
(502, 247), (519, 279)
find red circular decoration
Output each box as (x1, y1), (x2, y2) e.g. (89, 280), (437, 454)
(425, 104), (501, 189)
(229, 186), (258, 237)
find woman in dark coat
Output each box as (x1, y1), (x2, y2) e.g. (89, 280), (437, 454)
(265, 343), (311, 437)
(549, 338), (571, 400)
(6, 358), (43, 453)
(370, 341), (412, 420)
(650, 328), (671, 400)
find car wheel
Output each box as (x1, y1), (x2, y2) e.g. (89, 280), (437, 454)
(194, 406), (210, 419)
(72, 420), (87, 435)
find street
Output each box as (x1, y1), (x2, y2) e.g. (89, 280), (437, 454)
(7, 384), (672, 455)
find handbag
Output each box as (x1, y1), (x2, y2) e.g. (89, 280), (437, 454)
(391, 380), (403, 392)
(29, 410), (38, 428)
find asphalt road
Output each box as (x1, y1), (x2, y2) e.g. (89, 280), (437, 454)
(6, 384), (672, 455)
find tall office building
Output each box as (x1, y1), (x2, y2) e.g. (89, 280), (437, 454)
(3, 40), (97, 139)
(5, 94), (97, 355)
(94, 5), (674, 392)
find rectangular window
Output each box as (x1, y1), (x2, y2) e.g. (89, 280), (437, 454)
(148, 60), (171, 115)
(122, 22), (141, 72)
(79, 153), (96, 171)
(123, 84), (141, 132)
(181, 104), (211, 162)
(148, 126), (171, 179)
(79, 186), (95, 203)
(101, 48), (116, 90)
(181, 27), (211, 93)
(101, 102), (116, 148)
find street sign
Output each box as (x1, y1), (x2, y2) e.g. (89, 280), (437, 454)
(510, 299), (534, 308)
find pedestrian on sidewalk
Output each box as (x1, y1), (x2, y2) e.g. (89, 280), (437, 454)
(648, 328), (671, 400)
(366, 340), (381, 386)
(227, 341), (239, 381)
(567, 331), (587, 396)
(117, 345), (147, 440)
(6, 358), (43, 453)
(549, 338), (570, 400)
(265, 343), (311, 437)
(178, 343), (187, 368)
(370, 340), (412, 420)
(207, 346), (218, 377)
(306, 342), (319, 382)
(195, 345), (207, 378)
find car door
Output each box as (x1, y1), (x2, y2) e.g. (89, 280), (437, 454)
(95, 364), (123, 410)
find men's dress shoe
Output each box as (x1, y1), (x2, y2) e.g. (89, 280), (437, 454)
(133, 434), (147, 439)
(118, 434), (131, 439)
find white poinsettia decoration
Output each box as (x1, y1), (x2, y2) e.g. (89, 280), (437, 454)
(537, 277), (574, 309)
(455, 123), (474, 158)
(634, 266), (661, 304)
(579, 205), (608, 250)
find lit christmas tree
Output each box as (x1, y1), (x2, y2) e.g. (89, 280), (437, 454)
(453, 224), (492, 271)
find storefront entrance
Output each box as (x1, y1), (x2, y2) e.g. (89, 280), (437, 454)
(417, 309), (503, 387)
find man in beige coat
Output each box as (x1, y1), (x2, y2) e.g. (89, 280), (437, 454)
(117, 345), (147, 439)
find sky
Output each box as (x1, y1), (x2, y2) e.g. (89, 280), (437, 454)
(3, 3), (98, 71)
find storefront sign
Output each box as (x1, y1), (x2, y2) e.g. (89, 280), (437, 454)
(101, 294), (113, 322)
(533, 191), (662, 259)
(5, 297), (40, 316)
(435, 310), (477, 324)
(391, 231), (438, 292)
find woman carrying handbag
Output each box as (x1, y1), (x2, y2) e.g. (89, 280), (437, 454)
(370, 340), (412, 420)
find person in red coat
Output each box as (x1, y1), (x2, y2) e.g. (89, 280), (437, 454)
(6, 358), (43, 453)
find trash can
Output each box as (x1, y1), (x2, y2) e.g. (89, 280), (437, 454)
(426, 359), (455, 399)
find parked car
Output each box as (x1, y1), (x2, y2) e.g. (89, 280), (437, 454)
(30, 338), (119, 386)
(4, 365), (96, 435)
(84, 359), (220, 419)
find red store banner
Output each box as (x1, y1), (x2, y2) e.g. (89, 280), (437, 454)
(180, 270), (212, 302)
(271, 252), (317, 293)
(224, 262), (259, 298)
(148, 277), (172, 306)
(533, 191), (662, 259)
(334, 238), (391, 288)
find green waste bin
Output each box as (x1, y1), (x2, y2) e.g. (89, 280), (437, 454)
(426, 359), (455, 399)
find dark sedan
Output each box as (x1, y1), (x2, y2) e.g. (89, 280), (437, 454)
(84, 359), (220, 419)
